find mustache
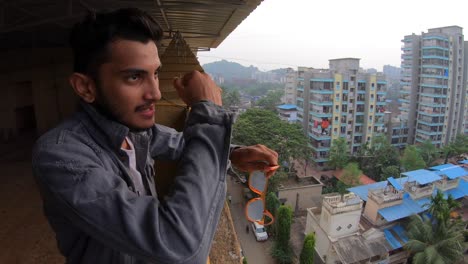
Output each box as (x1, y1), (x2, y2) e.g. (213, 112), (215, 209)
(135, 102), (154, 112)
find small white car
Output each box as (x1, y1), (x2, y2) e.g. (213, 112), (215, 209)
(251, 222), (268, 241)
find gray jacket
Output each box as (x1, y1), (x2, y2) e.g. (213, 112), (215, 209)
(32, 101), (235, 264)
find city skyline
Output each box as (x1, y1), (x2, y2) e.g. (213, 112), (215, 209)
(198, 0), (468, 71)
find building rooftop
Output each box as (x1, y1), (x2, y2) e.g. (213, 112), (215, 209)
(402, 169), (441, 185)
(430, 164), (468, 180)
(277, 104), (297, 110)
(333, 169), (376, 185)
(332, 233), (390, 263)
(349, 164), (468, 222)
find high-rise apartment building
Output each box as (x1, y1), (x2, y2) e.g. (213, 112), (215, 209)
(296, 59), (387, 167)
(400, 26), (467, 147)
(282, 68), (297, 104)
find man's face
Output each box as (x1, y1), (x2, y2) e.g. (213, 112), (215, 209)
(94, 39), (161, 131)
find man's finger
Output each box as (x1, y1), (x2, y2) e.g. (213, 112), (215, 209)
(173, 77), (184, 91)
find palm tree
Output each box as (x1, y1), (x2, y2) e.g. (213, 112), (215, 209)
(405, 214), (466, 264)
(406, 192), (466, 264)
(425, 191), (460, 224)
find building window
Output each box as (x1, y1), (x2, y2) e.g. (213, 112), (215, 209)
(336, 226), (342, 231)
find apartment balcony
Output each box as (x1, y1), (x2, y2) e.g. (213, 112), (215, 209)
(348, 92), (355, 98)
(435, 178), (459, 192)
(310, 96), (333, 105)
(417, 109), (445, 117)
(308, 129), (331, 140)
(309, 110), (332, 118)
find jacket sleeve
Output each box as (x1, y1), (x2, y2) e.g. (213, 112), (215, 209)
(32, 101), (234, 264)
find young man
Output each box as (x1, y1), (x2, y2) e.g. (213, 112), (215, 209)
(32, 8), (278, 264)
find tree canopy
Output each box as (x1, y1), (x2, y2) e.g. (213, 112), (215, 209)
(340, 162), (361, 186)
(401, 145), (426, 171)
(222, 89), (241, 109)
(355, 136), (400, 181)
(255, 90), (284, 112)
(272, 206), (293, 264)
(300, 233), (316, 264)
(328, 137), (349, 169)
(232, 108), (311, 167)
(405, 192), (466, 264)
(416, 140), (439, 167)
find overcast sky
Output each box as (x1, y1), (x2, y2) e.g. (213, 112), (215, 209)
(197, 0), (468, 72)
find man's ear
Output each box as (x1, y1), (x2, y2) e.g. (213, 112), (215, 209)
(69, 73), (97, 103)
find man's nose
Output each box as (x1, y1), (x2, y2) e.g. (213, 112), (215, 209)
(144, 77), (161, 101)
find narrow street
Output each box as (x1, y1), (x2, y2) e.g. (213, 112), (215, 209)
(227, 174), (276, 264)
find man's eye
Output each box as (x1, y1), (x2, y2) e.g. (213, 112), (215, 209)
(128, 74), (140, 81)
(154, 70), (159, 78)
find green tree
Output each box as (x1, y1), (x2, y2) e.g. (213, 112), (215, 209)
(443, 134), (468, 163)
(358, 136), (400, 181)
(401, 145), (426, 171)
(233, 109), (311, 170)
(340, 162), (361, 186)
(266, 192), (280, 218)
(417, 140), (439, 167)
(265, 192), (281, 235)
(300, 233), (315, 264)
(272, 206), (293, 264)
(425, 191), (461, 224)
(405, 192), (467, 264)
(256, 90), (284, 112)
(380, 165), (400, 181)
(222, 89), (241, 109)
(328, 137), (349, 169)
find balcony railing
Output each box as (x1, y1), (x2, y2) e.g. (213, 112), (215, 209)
(405, 183), (434, 199)
(322, 201), (362, 215)
(435, 179), (459, 191)
(368, 189), (404, 204)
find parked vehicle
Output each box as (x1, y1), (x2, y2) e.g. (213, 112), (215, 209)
(251, 222), (268, 241)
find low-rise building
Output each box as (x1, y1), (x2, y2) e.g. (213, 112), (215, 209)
(277, 104), (298, 123)
(305, 164), (468, 264)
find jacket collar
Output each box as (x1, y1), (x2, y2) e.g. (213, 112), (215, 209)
(79, 101), (130, 151)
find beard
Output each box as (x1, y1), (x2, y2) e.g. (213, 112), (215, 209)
(92, 82), (150, 133)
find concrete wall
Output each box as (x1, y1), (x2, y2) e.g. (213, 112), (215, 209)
(319, 206), (361, 238)
(278, 184), (322, 211)
(0, 48), (77, 140)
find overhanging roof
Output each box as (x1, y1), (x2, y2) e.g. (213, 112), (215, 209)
(0, 0), (263, 53)
(401, 169), (441, 185)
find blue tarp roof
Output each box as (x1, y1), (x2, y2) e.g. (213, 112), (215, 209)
(348, 182), (390, 202)
(430, 164), (457, 170)
(379, 180), (468, 222)
(378, 195), (427, 222)
(348, 177), (409, 201)
(435, 167), (468, 179)
(392, 225), (409, 243)
(458, 160), (468, 164)
(429, 164), (468, 179)
(277, 104), (297, 110)
(443, 179), (468, 199)
(387, 177), (403, 191)
(402, 169), (441, 185)
(383, 225), (409, 250)
(383, 229), (402, 250)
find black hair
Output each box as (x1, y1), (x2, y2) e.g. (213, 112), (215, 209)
(70, 8), (163, 76)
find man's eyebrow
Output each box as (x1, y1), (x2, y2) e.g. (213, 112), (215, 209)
(119, 68), (147, 74)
